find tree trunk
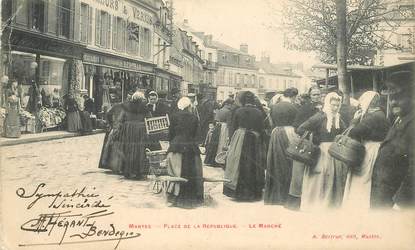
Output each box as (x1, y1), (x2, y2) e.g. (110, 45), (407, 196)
(336, 0), (349, 105)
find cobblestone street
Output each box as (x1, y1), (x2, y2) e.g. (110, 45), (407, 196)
(1, 135), (413, 250)
(1, 134), (227, 209)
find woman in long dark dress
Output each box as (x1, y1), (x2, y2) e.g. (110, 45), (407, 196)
(264, 91), (299, 206)
(223, 91), (266, 201)
(98, 102), (124, 170)
(112, 92), (150, 178)
(4, 81), (21, 138)
(64, 94), (83, 132)
(166, 97), (204, 208)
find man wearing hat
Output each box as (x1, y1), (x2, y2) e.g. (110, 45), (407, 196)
(168, 88), (181, 114)
(370, 71), (414, 209)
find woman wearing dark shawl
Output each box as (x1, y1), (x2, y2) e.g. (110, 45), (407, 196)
(111, 91), (150, 179)
(166, 97), (204, 208)
(98, 102), (124, 170)
(223, 91), (266, 201)
(264, 92), (299, 206)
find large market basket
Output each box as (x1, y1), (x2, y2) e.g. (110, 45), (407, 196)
(146, 149), (168, 176)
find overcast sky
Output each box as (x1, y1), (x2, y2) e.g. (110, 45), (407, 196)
(173, 0), (319, 67)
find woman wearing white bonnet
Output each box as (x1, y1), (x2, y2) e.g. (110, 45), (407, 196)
(297, 92), (348, 211)
(342, 91), (390, 210)
(165, 96), (204, 208)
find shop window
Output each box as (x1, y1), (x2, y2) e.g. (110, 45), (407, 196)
(57, 0), (71, 38)
(10, 52), (67, 99)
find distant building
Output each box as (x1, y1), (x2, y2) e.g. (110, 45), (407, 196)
(213, 42), (258, 101)
(256, 56), (307, 97)
(178, 20), (218, 100)
(375, 0), (415, 66)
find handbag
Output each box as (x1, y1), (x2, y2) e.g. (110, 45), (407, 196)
(215, 151), (227, 165)
(328, 126), (365, 169)
(286, 131), (320, 166)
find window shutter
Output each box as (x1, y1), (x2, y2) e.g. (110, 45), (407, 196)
(140, 26), (145, 57)
(95, 11), (101, 46)
(107, 14), (111, 49)
(46, 0), (57, 34)
(122, 19), (126, 52)
(88, 7), (93, 44)
(112, 16), (117, 50)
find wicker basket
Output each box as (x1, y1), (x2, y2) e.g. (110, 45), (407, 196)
(146, 149), (168, 176)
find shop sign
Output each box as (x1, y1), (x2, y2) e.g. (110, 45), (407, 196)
(84, 0), (153, 26)
(11, 32), (82, 58)
(83, 53), (153, 73)
(131, 6), (153, 25)
(93, 0), (120, 10)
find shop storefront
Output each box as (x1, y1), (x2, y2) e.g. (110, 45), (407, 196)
(154, 68), (182, 99)
(1, 29), (85, 134)
(83, 51), (155, 114)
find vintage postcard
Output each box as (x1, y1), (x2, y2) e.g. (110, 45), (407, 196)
(1, 0), (414, 249)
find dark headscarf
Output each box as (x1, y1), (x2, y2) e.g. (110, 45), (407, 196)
(239, 91), (256, 106)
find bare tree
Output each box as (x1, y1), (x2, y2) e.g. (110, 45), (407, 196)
(274, 0), (409, 65)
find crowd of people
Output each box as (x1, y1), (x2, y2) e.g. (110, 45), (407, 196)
(97, 70), (414, 211)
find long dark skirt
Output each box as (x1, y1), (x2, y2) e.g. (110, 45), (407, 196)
(204, 124), (221, 166)
(4, 105), (21, 138)
(167, 152), (204, 208)
(264, 127), (292, 205)
(98, 130), (124, 172)
(79, 111), (93, 133)
(223, 130), (265, 201)
(67, 111), (82, 132)
(112, 121), (148, 178)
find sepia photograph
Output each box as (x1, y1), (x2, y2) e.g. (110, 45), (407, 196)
(0, 0), (414, 249)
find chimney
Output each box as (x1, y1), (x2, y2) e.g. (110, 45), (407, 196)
(240, 43), (248, 53)
(183, 19), (189, 27)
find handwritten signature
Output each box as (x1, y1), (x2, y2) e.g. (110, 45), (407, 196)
(16, 183), (111, 210)
(16, 183), (141, 249)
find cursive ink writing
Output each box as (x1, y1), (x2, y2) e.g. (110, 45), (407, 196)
(20, 210), (140, 249)
(17, 183), (140, 249)
(16, 183), (110, 210)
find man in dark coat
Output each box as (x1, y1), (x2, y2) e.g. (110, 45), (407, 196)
(83, 95), (96, 114)
(270, 88), (298, 127)
(168, 88), (181, 115)
(293, 86), (322, 128)
(197, 93), (215, 143)
(370, 71), (414, 209)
